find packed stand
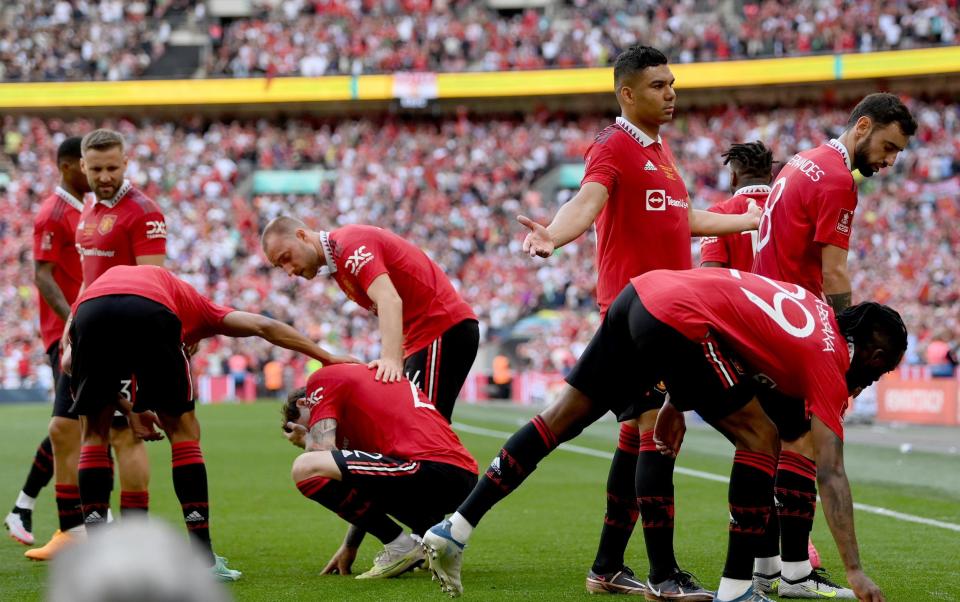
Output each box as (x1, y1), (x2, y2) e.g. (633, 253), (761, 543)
(208, 0), (960, 78)
(1, 99), (958, 387)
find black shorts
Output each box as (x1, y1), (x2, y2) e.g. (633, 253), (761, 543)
(69, 295), (195, 417)
(566, 284), (755, 422)
(47, 343), (77, 420)
(757, 387), (811, 442)
(404, 319), (480, 423)
(332, 450), (477, 535)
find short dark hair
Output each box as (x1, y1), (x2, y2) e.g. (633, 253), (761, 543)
(721, 141), (773, 181)
(846, 93), (917, 136)
(281, 387), (306, 433)
(613, 45), (668, 89)
(837, 302), (908, 356)
(56, 136), (83, 163)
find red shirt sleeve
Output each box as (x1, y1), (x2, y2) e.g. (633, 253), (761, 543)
(581, 138), (620, 194)
(33, 212), (64, 264)
(804, 368), (848, 440)
(130, 210), (168, 258)
(812, 180), (858, 250)
(306, 375), (342, 429)
(343, 235), (389, 291)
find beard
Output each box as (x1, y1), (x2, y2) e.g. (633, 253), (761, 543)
(852, 134), (876, 177)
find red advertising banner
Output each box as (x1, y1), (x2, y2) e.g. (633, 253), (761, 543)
(876, 371), (958, 425)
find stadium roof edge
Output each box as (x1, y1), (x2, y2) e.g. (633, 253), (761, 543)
(2, 46), (959, 110)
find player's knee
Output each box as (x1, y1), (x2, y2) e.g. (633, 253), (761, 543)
(49, 417), (80, 447)
(290, 453), (316, 483)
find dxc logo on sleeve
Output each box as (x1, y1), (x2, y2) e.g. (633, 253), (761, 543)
(344, 246), (374, 275)
(145, 220), (167, 239)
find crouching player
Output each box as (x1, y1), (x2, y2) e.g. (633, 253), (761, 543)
(424, 268), (903, 602)
(67, 264), (357, 580)
(282, 364), (478, 579)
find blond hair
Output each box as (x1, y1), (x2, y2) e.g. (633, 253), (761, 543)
(81, 129), (125, 155)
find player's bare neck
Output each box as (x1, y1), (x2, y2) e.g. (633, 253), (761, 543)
(59, 181), (84, 201)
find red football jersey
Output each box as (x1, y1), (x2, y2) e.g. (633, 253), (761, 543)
(305, 364), (478, 474)
(75, 181), (167, 286)
(752, 141), (857, 296)
(74, 265), (235, 346)
(699, 185), (770, 271)
(633, 268), (850, 438)
(582, 117), (692, 315)
(324, 225), (476, 357)
(33, 188), (85, 349)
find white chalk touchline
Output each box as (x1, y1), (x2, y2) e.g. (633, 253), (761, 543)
(452, 421), (960, 533)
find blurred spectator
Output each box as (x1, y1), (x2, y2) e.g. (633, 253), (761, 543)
(48, 518), (231, 602)
(925, 335), (958, 377)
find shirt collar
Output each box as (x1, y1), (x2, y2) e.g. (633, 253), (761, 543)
(54, 186), (85, 212)
(318, 231), (337, 276)
(733, 184), (772, 197)
(616, 116), (661, 148)
(827, 139), (852, 170)
(97, 179), (132, 209)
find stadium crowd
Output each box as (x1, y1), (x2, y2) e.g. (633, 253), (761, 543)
(2, 0), (959, 81)
(1, 98), (958, 387)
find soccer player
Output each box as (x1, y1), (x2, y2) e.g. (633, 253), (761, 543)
(517, 45), (759, 598)
(281, 363), (478, 579)
(700, 142), (774, 271)
(28, 128), (164, 560)
(261, 217), (479, 423)
(424, 269), (904, 602)
(5, 138), (88, 549)
(751, 93), (916, 598)
(66, 264), (357, 580)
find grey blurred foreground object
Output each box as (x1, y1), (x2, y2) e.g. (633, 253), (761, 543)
(47, 518), (232, 602)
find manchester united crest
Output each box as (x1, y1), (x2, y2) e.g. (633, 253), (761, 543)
(98, 215), (117, 235)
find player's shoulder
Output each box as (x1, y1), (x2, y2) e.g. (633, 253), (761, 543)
(591, 123), (627, 148)
(34, 193), (62, 222)
(122, 186), (163, 215)
(707, 195), (749, 215)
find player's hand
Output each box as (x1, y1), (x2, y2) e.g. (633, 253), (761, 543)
(60, 343), (72, 376)
(185, 342), (200, 357)
(326, 354), (363, 365)
(284, 422), (307, 448)
(321, 544), (358, 575)
(129, 411), (165, 442)
(517, 215), (555, 258)
(368, 357), (404, 383)
(744, 199), (763, 230)
(846, 569), (884, 601)
(653, 400), (686, 458)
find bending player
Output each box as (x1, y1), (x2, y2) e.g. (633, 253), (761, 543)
(424, 268), (903, 602)
(66, 264), (357, 580)
(281, 364), (478, 579)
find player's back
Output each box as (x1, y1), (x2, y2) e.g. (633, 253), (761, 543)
(34, 190), (84, 349)
(700, 185), (770, 271)
(308, 364), (477, 473)
(752, 141), (857, 296)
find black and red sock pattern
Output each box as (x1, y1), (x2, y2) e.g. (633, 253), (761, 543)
(591, 422), (641, 575)
(120, 490), (149, 517)
(637, 430), (678, 582)
(78, 445), (112, 527)
(55, 484), (83, 532)
(22, 436), (54, 498)
(296, 476), (402, 544)
(776, 451), (817, 562)
(723, 450), (776, 580)
(171, 441), (213, 563)
(457, 416), (559, 526)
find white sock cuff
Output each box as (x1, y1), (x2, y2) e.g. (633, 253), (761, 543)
(15, 491), (36, 510)
(448, 512), (474, 543)
(782, 559), (813, 581)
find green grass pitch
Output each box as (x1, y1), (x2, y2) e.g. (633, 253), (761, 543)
(1, 401), (958, 601)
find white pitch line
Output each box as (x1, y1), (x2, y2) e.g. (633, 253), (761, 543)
(453, 421), (960, 533)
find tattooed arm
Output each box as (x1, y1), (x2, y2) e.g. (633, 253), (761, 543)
(304, 418), (338, 451)
(811, 416), (885, 601)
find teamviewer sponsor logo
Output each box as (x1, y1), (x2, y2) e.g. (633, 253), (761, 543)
(344, 246), (374, 275)
(646, 189), (666, 211)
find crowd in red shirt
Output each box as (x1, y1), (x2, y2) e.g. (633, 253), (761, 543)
(2, 1), (958, 81)
(0, 98), (957, 386)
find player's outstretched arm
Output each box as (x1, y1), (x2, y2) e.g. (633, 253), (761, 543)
(220, 311), (360, 365)
(811, 416), (885, 602)
(517, 181), (608, 257)
(689, 201), (761, 236)
(322, 525), (366, 575)
(365, 274), (405, 383)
